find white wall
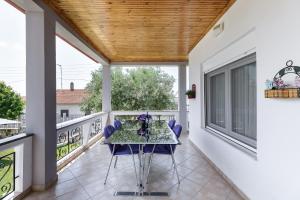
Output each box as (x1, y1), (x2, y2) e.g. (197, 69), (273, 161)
(188, 0), (300, 199)
(56, 104), (84, 116)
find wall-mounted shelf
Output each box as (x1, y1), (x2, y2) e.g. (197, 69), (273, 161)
(265, 88), (300, 98)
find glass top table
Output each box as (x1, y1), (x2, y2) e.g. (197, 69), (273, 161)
(105, 120), (180, 145)
(103, 120), (180, 197)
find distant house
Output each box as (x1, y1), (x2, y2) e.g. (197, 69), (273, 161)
(0, 118), (21, 139)
(56, 84), (87, 122)
(22, 83), (88, 123)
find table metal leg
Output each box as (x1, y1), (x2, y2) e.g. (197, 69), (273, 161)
(114, 144), (169, 197)
(114, 156), (118, 168)
(169, 145), (180, 184)
(142, 145), (147, 189)
(128, 144), (138, 186)
(146, 144), (156, 184)
(104, 144), (115, 185)
(137, 144), (143, 195)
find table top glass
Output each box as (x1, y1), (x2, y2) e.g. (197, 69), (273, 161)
(105, 120), (179, 145)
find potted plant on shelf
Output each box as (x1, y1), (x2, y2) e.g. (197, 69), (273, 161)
(185, 90), (195, 99)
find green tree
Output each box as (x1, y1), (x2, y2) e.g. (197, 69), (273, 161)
(0, 81), (24, 120)
(81, 67), (177, 113)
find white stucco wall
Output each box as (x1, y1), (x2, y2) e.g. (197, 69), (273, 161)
(56, 104), (83, 116)
(188, 0), (300, 199)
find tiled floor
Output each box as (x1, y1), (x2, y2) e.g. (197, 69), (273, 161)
(24, 134), (243, 200)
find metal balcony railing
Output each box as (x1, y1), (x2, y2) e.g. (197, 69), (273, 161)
(0, 151), (15, 199)
(0, 134), (33, 200)
(111, 110), (179, 122)
(56, 112), (108, 162)
(0, 110), (183, 199)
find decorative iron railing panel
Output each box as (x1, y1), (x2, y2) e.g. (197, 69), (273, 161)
(56, 112), (107, 161)
(56, 125), (84, 161)
(112, 111), (179, 122)
(69, 127), (83, 153)
(56, 131), (69, 160)
(89, 118), (103, 140)
(0, 151), (15, 200)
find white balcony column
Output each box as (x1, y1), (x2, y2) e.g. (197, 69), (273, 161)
(178, 64), (188, 133)
(102, 64), (112, 113)
(26, 9), (57, 190)
(82, 123), (91, 145)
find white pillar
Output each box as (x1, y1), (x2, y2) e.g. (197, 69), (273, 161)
(178, 65), (188, 133)
(82, 123), (90, 145)
(26, 10), (57, 190)
(102, 64), (112, 113)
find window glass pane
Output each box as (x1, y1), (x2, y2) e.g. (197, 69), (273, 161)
(210, 73), (225, 128)
(231, 63), (256, 140)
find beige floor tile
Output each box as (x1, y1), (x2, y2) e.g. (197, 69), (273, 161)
(161, 171), (183, 186)
(168, 185), (194, 200)
(197, 180), (232, 200)
(23, 191), (54, 200)
(56, 188), (90, 200)
(91, 188), (115, 200)
(169, 164), (193, 177)
(83, 179), (113, 197)
(178, 159), (204, 171)
(169, 178), (202, 197)
(53, 179), (83, 197)
(226, 189), (244, 200)
(25, 134), (244, 200)
(185, 170), (210, 187)
(57, 169), (75, 184)
(76, 171), (107, 186)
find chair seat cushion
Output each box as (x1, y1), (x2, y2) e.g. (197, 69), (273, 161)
(113, 144), (140, 155)
(144, 144), (175, 155)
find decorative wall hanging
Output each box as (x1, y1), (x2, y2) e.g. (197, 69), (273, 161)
(186, 84), (196, 99)
(265, 60), (300, 98)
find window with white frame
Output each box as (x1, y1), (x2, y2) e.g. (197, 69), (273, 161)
(205, 53), (257, 148)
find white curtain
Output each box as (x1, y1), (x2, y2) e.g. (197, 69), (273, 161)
(211, 73), (226, 128)
(231, 63), (256, 140)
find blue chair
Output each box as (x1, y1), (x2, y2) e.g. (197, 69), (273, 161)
(168, 119), (176, 129)
(172, 124), (182, 138)
(145, 124), (182, 184)
(114, 119), (122, 130)
(103, 125), (138, 184)
(137, 113), (152, 121)
(111, 120), (124, 170)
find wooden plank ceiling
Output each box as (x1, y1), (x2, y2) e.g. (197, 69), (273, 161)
(43, 0), (235, 63)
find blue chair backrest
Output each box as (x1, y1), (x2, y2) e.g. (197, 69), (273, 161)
(114, 120), (122, 130)
(104, 125), (115, 139)
(137, 113), (152, 121)
(168, 119), (176, 129)
(137, 114), (146, 121)
(173, 124), (182, 138)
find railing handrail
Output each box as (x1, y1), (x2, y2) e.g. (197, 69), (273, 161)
(56, 110), (179, 133)
(111, 110), (179, 115)
(56, 112), (107, 133)
(0, 133), (33, 147)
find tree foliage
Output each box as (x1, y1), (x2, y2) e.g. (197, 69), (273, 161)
(0, 81), (24, 120)
(81, 67), (177, 113)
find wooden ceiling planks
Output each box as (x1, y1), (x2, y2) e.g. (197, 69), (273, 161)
(43, 0), (235, 63)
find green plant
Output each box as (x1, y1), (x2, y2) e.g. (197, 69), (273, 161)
(185, 90), (195, 98)
(81, 67), (177, 112)
(0, 81), (24, 120)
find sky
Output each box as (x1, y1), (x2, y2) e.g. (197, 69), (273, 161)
(0, 1), (180, 97)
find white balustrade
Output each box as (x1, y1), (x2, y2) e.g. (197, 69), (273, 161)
(0, 134), (33, 200)
(56, 112), (109, 164)
(111, 110), (179, 123)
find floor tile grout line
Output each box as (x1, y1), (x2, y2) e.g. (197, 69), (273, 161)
(56, 169), (76, 185)
(68, 167), (95, 199)
(52, 178), (88, 199)
(26, 135), (243, 200)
